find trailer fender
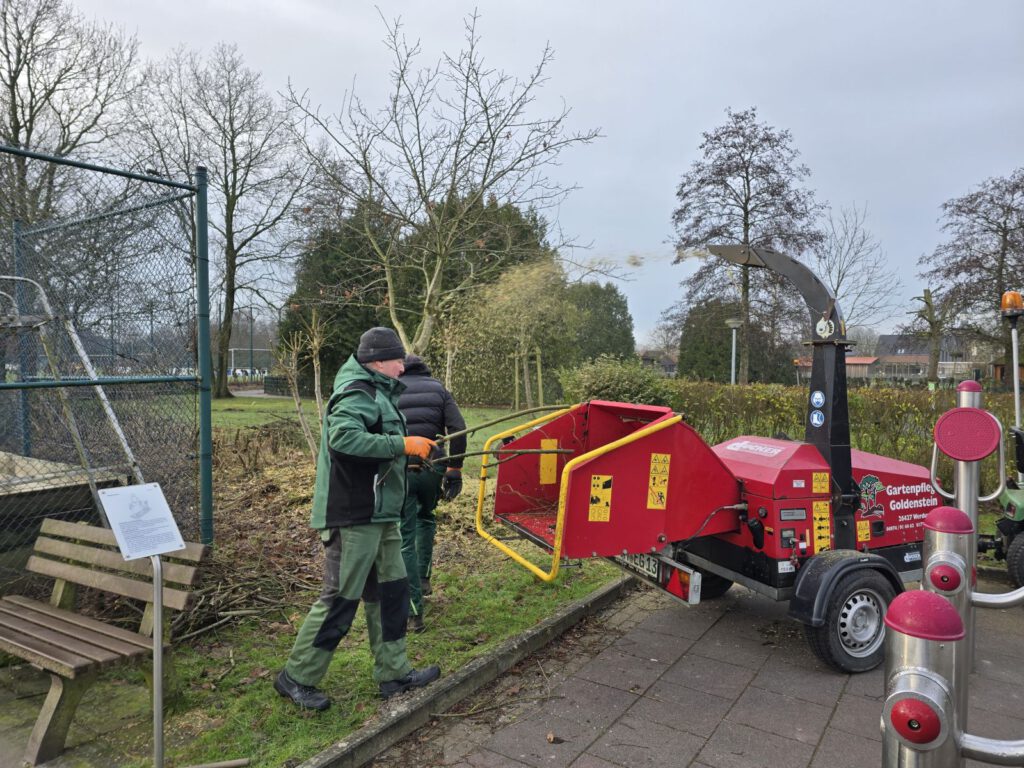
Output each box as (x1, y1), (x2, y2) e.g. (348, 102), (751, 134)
(788, 550), (903, 627)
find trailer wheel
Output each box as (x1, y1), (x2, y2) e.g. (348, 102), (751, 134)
(696, 570), (734, 600)
(1006, 534), (1024, 588)
(805, 570), (894, 673)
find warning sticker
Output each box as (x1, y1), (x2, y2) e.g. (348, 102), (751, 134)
(857, 519), (871, 543)
(539, 439), (558, 485)
(588, 475), (613, 522)
(812, 472), (830, 494)
(647, 453), (670, 509)
(812, 500), (831, 553)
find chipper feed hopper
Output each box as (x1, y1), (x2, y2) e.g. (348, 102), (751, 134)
(477, 246), (940, 673)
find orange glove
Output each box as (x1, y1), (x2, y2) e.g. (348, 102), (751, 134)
(403, 436), (437, 460)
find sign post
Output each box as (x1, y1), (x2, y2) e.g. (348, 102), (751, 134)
(98, 483), (185, 768)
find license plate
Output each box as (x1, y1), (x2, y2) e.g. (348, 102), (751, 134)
(615, 553), (662, 581)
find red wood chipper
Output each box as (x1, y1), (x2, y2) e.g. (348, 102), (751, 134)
(476, 246), (939, 673)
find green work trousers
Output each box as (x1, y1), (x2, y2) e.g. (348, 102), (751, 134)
(400, 467), (443, 617)
(284, 522), (411, 686)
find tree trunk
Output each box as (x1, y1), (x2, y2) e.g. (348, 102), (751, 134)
(521, 353), (534, 408)
(739, 263), (750, 384)
(534, 347), (544, 407)
(513, 356), (520, 410)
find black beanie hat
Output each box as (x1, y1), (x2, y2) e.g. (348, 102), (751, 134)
(356, 327), (405, 363)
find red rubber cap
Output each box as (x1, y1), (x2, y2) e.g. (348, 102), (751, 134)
(929, 564), (962, 592)
(934, 407), (1001, 461)
(924, 506), (974, 534)
(891, 697), (943, 744)
(884, 590), (965, 641)
(957, 380), (982, 393)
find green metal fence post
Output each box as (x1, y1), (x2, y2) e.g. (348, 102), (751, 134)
(195, 167), (214, 545)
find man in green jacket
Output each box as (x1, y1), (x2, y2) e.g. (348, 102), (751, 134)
(275, 327), (441, 711)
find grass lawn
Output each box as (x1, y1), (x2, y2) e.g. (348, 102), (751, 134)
(90, 399), (619, 767)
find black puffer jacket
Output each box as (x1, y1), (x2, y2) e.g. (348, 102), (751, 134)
(399, 356), (467, 468)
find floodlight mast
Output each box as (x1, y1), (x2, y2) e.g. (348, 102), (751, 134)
(706, 245), (857, 550)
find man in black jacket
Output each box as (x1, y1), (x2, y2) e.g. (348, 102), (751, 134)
(398, 355), (466, 631)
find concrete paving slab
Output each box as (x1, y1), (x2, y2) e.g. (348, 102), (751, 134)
(573, 647), (668, 694)
(586, 712), (705, 768)
(532, 677), (637, 730)
(483, 712), (599, 768)
(633, 684), (732, 738)
(828, 692), (885, 742)
(697, 721), (815, 768)
(725, 685), (832, 745)
(810, 727), (880, 768)
(659, 653), (756, 701)
(750, 652), (846, 708)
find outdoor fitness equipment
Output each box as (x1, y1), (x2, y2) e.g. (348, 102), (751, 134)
(477, 246), (964, 673)
(882, 386), (1024, 766)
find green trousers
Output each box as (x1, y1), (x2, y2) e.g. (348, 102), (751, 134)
(285, 522), (412, 686)
(400, 467), (443, 617)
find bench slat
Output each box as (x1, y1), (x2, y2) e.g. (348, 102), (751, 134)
(3, 596), (152, 647)
(25, 557), (191, 611)
(40, 518), (208, 562)
(0, 624), (94, 678)
(0, 611), (127, 666)
(33, 536), (200, 587)
(0, 601), (147, 657)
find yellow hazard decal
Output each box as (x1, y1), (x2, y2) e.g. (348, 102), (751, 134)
(588, 475), (613, 522)
(647, 452), (671, 509)
(539, 439), (558, 485)
(812, 500), (831, 553)
(812, 472), (830, 494)
(857, 519), (871, 543)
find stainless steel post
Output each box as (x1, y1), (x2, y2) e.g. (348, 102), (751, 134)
(1011, 325), (1019, 487)
(882, 590), (964, 767)
(151, 554), (164, 768)
(922, 505), (973, 734)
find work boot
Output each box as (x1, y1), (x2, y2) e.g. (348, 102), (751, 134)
(421, 577), (432, 596)
(379, 665), (441, 699)
(408, 614), (425, 633)
(274, 670), (330, 711)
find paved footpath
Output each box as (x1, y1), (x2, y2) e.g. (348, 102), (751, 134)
(372, 577), (1024, 768)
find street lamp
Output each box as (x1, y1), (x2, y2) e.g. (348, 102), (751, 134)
(725, 318), (742, 385)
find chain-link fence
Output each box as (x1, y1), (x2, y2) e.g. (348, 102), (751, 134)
(0, 147), (212, 590)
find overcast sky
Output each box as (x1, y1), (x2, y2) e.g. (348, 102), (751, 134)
(76, 0), (1024, 343)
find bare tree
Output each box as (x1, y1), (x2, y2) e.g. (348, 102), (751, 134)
(288, 12), (599, 354)
(131, 44), (316, 396)
(919, 168), (1024, 362)
(672, 107), (823, 383)
(0, 0), (139, 224)
(810, 204), (902, 329)
(907, 287), (961, 385)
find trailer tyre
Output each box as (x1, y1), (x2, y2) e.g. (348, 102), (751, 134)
(1006, 534), (1024, 588)
(696, 570), (734, 600)
(805, 570), (894, 673)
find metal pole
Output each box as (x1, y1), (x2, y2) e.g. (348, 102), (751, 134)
(881, 590), (963, 767)
(248, 310), (254, 377)
(954, 382), (981, 671)
(730, 327), (737, 385)
(1013, 323), (1022, 484)
(12, 220), (33, 456)
(150, 554), (164, 768)
(195, 167), (214, 545)
(922, 506), (973, 736)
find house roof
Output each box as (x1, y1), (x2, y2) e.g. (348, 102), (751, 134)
(794, 356), (877, 368)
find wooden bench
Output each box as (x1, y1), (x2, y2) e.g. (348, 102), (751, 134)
(0, 517), (208, 766)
